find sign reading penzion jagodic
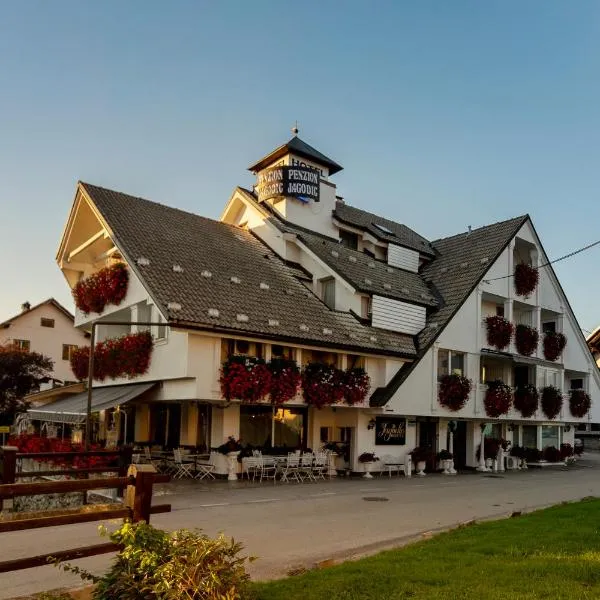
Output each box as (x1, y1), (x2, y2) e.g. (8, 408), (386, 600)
(257, 165), (320, 203)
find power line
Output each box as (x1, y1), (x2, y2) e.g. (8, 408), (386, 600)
(482, 238), (600, 284)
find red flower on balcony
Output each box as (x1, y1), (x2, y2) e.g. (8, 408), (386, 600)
(541, 385), (563, 419)
(484, 380), (512, 417)
(569, 389), (591, 418)
(543, 332), (566, 362)
(514, 263), (539, 298)
(438, 374), (472, 411)
(220, 355), (272, 403)
(515, 324), (539, 357)
(513, 384), (539, 418)
(70, 331), (153, 381)
(73, 263), (129, 315)
(302, 362), (344, 409)
(268, 358), (301, 405)
(486, 316), (514, 351)
(342, 367), (371, 406)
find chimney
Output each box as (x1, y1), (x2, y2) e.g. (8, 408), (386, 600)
(21, 301), (31, 312)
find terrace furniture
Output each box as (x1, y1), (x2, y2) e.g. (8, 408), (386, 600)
(281, 453), (301, 483)
(299, 453), (316, 482)
(312, 452), (329, 480)
(189, 453), (216, 480)
(258, 455), (278, 483)
(380, 454), (411, 478)
(242, 456), (260, 480)
(172, 449), (194, 479)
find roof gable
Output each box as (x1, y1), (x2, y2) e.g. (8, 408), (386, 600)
(0, 298), (74, 328)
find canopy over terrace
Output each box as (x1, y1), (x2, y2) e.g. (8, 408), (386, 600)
(25, 382), (156, 424)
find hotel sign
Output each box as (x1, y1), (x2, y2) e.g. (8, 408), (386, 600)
(257, 166), (320, 203)
(374, 417), (406, 446)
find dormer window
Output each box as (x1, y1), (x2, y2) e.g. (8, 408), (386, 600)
(320, 277), (336, 309)
(339, 230), (358, 250)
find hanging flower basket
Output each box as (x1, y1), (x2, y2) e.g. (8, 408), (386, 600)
(515, 324), (539, 356)
(485, 316), (514, 351)
(514, 263), (539, 298)
(302, 362), (344, 409)
(541, 385), (563, 420)
(513, 384), (539, 418)
(342, 368), (371, 405)
(73, 263), (129, 315)
(267, 358), (301, 405)
(569, 389), (591, 418)
(220, 355), (272, 403)
(438, 374), (472, 411)
(543, 332), (566, 362)
(484, 380), (512, 417)
(70, 331), (153, 381)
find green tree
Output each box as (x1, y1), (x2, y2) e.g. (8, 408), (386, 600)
(0, 345), (53, 425)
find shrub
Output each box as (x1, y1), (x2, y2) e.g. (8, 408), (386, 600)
(59, 522), (253, 600)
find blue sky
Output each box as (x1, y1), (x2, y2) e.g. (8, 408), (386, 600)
(2, 1), (600, 332)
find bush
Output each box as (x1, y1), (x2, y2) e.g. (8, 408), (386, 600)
(59, 522), (253, 600)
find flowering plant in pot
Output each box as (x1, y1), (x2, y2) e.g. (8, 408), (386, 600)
(514, 263), (539, 298)
(342, 367), (371, 406)
(409, 447), (431, 476)
(541, 385), (563, 420)
(569, 389), (591, 418)
(543, 446), (562, 463)
(301, 362), (344, 409)
(524, 447), (542, 462)
(267, 358), (301, 405)
(513, 384), (539, 418)
(560, 443), (574, 461)
(436, 449), (454, 474)
(477, 437), (501, 461)
(217, 437), (243, 481)
(485, 316), (514, 351)
(358, 452), (379, 479)
(515, 324), (539, 356)
(217, 437), (243, 455)
(509, 445), (526, 459)
(73, 263), (129, 315)
(484, 380), (512, 417)
(220, 355), (272, 403)
(543, 332), (566, 362)
(438, 374), (472, 411)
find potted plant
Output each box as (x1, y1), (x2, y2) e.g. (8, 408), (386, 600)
(358, 452), (379, 479)
(569, 389), (591, 419)
(515, 324), (539, 356)
(560, 443), (575, 463)
(436, 449), (453, 475)
(541, 385), (563, 420)
(484, 380), (512, 417)
(438, 374), (472, 411)
(217, 437), (243, 481)
(514, 263), (539, 298)
(509, 445), (526, 469)
(543, 332), (567, 362)
(485, 315), (514, 351)
(409, 447), (430, 477)
(513, 384), (539, 418)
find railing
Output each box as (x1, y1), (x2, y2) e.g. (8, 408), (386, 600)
(0, 446), (170, 574)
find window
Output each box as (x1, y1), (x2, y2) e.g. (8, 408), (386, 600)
(339, 230), (358, 250)
(437, 349), (464, 381)
(542, 425), (560, 449)
(495, 306), (504, 317)
(239, 405), (306, 449)
(361, 296), (372, 319)
(320, 278), (336, 310)
(271, 344), (293, 360)
(522, 425), (538, 449)
(62, 344), (78, 361)
(542, 322), (556, 334)
(13, 339), (30, 352)
(570, 378), (584, 390)
(40, 318), (55, 328)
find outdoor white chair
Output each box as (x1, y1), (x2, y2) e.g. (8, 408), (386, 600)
(312, 452), (328, 480)
(172, 449), (194, 479)
(195, 455), (216, 480)
(298, 454), (315, 482)
(258, 456), (277, 484)
(281, 453), (301, 483)
(242, 456), (260, 480)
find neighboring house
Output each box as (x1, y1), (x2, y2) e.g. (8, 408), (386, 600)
(583, 328), (600, 448)
(33, 135), (600, 471)
(0, 299), (89, 391)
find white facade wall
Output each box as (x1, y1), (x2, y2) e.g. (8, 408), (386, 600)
(0, 303), (89, 389)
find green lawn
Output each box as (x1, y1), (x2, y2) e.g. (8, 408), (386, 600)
(251, 498), (600, 600)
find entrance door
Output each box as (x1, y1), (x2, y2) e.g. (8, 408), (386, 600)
(418, 421), (437, 471)
(167, 404), (181, 449)
(452, 421), (468, 470)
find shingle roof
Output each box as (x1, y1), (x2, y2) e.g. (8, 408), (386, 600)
(369, 215), (529, 406)
(80, 182), (416, 358)
(0, 298), (74, 328)
(334, 201), (435, 256)
(276, 222), (438, 308)
(248, 136), (343, 175)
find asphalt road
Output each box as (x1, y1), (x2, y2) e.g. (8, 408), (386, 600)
(2, 455), (600, 599)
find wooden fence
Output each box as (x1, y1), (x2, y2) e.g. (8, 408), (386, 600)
(0, 446), (170, 574)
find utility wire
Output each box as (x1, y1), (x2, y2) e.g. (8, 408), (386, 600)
(482, 238), (600, 284)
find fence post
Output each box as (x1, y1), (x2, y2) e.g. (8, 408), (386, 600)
(117, 446), (134, 497)
(0, 446), (18, 511)
(125, 464), (156, 523)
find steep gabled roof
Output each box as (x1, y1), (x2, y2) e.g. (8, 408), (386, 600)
(79, 183), (416, 358)
(0, 298), (74, 328)
(370, 215), (529, 406)
(334, 201), (436, 256)
(248, 136), (343, 175)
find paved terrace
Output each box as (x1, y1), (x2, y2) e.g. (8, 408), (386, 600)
(3, 454), (600, 599)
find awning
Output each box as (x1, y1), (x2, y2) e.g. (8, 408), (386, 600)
(25, 382), (156, 424)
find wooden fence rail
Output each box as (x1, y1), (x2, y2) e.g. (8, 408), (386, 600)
(0, 448), (171, 574)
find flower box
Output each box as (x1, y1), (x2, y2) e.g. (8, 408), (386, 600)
(484, 380), (512, 417)
(514, 263), (539, 298)
(73, 263), (129, 315)
(485, 316), (514, 351)
(515, 324), (539, 356)
(543, 332), (566, 362)
(513, 384), (539, 418)
(438, 374), (472, 411)
(569, 389), (591, 418)
(541, 385), (563, 419)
